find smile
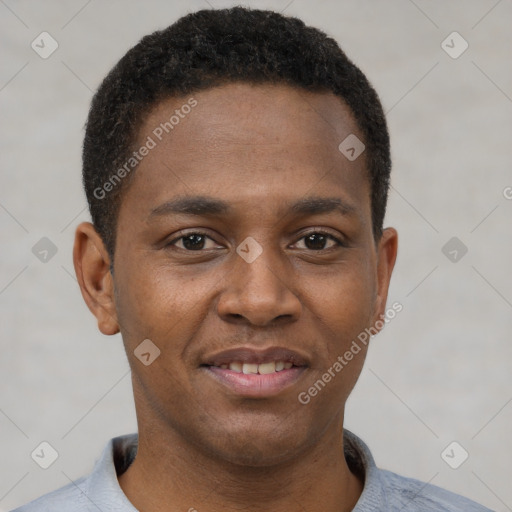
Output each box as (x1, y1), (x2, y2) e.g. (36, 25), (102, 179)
(212, 361), (294, 374)
(204, 365), (306, 398)
(201, 346), (309, 398)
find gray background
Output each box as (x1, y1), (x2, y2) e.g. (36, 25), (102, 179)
(1, 0), (511, 510)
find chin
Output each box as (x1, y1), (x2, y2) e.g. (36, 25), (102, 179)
(197, 421), (313, 468)
(215, 441), (299, 468)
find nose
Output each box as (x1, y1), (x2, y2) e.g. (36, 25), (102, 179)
(216, 248), (302, 327)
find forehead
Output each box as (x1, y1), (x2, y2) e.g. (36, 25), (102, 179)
(121, 83), (370, 221)
(141, 82), (362, 155)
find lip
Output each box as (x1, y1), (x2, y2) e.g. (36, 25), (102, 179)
(201, 346), (309, 398)
(204, 366), (306, 398)
(202, 346), (309, 367)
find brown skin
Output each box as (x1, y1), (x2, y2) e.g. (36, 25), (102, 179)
(73, 83), (398, 512)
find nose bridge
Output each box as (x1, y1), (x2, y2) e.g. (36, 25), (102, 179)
(217, 238), (301, 326)
(241, 249), (284, 295)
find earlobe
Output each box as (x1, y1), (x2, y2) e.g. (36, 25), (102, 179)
(73, 222), (120, 336)
(373, 227), (398, 329)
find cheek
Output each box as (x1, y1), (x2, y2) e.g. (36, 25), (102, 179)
(307, 262), (376, 347)
(299, 270), (373, 415)
(115, 257), (237, 379)
(113, 259), (207, 349)
(113, 263), (206, 399)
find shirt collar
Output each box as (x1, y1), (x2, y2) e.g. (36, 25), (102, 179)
(85, 429), (384, 510)
(344, 429), (389, 511)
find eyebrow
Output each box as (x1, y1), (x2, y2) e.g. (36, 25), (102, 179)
(149, 196), (230, 218)
(290, 197), (356, 217)
(148, 195), (357, 219)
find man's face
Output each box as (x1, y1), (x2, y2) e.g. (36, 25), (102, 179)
(109, 83), (396, 466)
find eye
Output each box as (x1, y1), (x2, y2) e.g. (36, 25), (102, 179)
(168, 232), (221, 251)
(294, 231), (343, 251)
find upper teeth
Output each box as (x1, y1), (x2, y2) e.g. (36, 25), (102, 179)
(217, 361), (293, 374)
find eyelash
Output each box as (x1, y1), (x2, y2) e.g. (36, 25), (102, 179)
(167, 230), (345, 251)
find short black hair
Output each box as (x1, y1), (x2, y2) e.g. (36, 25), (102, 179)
(83, 6), (390, 260)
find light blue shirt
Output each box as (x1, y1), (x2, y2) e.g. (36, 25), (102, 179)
(12, 430), (493, 511)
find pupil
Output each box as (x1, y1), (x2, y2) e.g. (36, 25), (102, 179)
(183, 234), (205, 250)
(305, 233), (326, 250)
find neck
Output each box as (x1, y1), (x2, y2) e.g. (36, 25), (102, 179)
(119, 418), (363, 512)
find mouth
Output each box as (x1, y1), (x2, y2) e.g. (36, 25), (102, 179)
(200, 346), (308, 398)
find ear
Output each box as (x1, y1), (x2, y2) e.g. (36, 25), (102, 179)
(73, 222), (120, 335)
(372, 227), (398, 329)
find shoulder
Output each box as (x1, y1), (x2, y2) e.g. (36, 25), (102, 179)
(10, 477), (88, 512)
(343, 430), (494, 512)
(378, 469), (495, 511)
(10, 434), (138, 512)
